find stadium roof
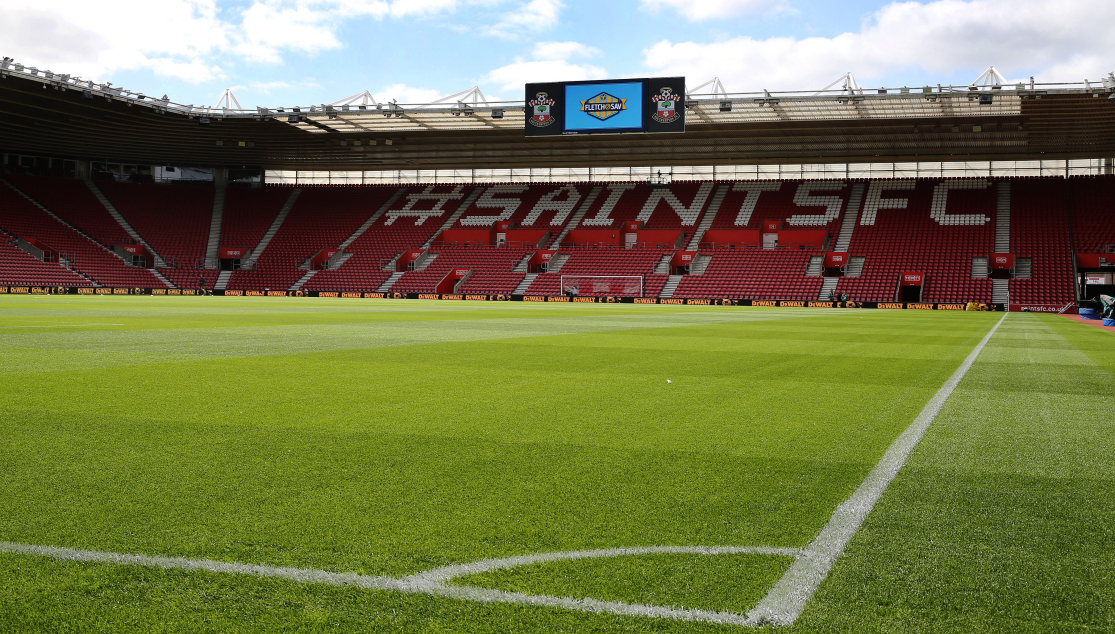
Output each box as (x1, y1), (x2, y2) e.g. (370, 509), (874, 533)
(2, 60), (1114, 171)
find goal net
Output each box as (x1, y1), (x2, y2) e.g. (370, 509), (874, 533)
(560, 275), (643, 297)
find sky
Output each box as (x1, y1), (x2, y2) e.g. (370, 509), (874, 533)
(1, 0), (1112, 109)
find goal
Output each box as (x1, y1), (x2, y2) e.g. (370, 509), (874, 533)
(560, 275), (644, 297)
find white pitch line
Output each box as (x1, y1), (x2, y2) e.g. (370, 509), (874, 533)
(744, 312), (1007, 627)
(0, 541), (797, 627)
(0, 314), (1006, 628)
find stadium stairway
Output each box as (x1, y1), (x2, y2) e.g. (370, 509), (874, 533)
(546, 252), (570, 273)
(995, 182), (1011, 252)
(424, 188), (486, 248)
(547, 185), (603, 248)
(513, 272), (537, 294)
(819, 277), (839, 300)
(832, 183), (865, 252)
(376, 271), (405, 292)
(290, 271), (316, 291)
(1, 177), (164, 288)
(215, 270), (233, 290)
(991, 182), (1012, 304)
(659, 275), (683, 298)
(84, 177), (166, 267)
(203, 185), (225, 269)
(245, 188), (300, 269)
(685, 184), (728, 249)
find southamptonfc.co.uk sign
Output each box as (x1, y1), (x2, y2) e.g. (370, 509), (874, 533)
(580, 92), (627, 121)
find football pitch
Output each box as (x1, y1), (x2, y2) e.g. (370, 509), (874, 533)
(1, 296), (1112, 632)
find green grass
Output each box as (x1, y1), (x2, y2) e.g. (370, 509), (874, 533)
(0, 296), (1109, 632)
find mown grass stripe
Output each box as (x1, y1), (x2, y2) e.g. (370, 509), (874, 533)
(744, 312), (1008, 627)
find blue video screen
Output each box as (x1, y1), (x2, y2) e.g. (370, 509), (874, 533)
(563, 81), (645, 133)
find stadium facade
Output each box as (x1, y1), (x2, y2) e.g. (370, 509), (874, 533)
(2, 58), (1114, 310)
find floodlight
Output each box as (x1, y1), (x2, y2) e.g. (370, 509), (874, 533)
(719, 101), (732, 112)
(463, 107), (474, 116)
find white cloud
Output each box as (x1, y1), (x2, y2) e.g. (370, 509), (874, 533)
(388, 0), (456, 18)
(0, 0), (464, 85)
(644, 0), (1115, 92)
(484, 0), (563, 38)
(0, 1), (230, 83)
(640, 0), (789, 20)
(532, 41), (602, 61)
(482, 59), (608, 92)
(374, 83), (446, 103)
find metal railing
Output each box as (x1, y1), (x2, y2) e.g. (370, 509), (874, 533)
(2, 55), (1111, 122)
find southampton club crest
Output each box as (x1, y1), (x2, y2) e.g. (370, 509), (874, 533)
(528, 92), (556, 127)
(580, 92), (627, 121)
(651, 87), (681, 124)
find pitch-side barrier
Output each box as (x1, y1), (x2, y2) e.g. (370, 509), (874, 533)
(0, 285), (1024, 311)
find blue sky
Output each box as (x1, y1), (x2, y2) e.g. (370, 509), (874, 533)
(2, 0), (1112, 109)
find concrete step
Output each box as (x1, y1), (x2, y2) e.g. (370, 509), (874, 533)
(215, 270), (233, 290)
(833, 182), (865, 252)
(247, 188), (300, 267)
(546, 253), (570, 273)
(659, 274), (683, 298)
(513, 272), (538, 294)
(686, 184), (728, 250)
(289, 270), (316, 291)
(424, 187), (484, 248)
(151, 269), (175, 288)
(995, 182), (1011, 253)
(805, 255), (824, 276)
(203, 185), (225, 269)
(548, 185), (603, 248)
(653, 253), (672, 274)
(992, 278), (1010, 303)
(690, 254), (711, 275)
(818, 276), (839, 300)
(84, 178), (166, 267)
(376, 271), (406, 292)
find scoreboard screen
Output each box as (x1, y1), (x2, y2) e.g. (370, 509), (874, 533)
(525, 77), (685, 136)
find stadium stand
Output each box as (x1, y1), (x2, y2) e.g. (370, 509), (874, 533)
(231, 184), (401, 291)
(451, 183), (591, 234)
(675, 180), (847, 299)
(1068, 175), (1115, 253)
(391, 247), (532, 294)
(525, 249), (672, 297)
(0, 227), (91, 287)
(0, 177), (164, 287)
(219, 186), (293, 260)
(0, 174), (1095, 302)
(674, 250), (823, 300)
(302, 185), (468, 293)
(5, 174), (131, 249)
(97, 182), (215, 289)
(1011, 178), (1074, 305)
(835, 178), (995, 303)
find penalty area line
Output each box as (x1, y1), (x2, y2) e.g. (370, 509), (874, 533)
(744, 312), (1008, 627)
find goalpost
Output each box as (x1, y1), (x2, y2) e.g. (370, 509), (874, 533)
(560, 275), (644, 297)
